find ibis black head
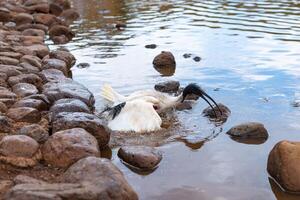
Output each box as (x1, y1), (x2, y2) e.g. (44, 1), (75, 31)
(182, 83), (222, 117)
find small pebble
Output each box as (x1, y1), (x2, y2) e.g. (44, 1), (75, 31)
(145, 44), (157, 49)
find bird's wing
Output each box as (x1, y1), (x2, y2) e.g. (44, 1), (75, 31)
(101, 84), (126, 104)
(108, 99), (162, 132)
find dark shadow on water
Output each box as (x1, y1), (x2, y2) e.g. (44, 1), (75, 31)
(119, 159), (159, 176)
(229, 136), (268, 145)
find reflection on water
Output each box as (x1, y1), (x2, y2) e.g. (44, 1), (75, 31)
(54, 0), (300, 199)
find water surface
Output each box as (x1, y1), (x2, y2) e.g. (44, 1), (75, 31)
(52, 0), (300, 199)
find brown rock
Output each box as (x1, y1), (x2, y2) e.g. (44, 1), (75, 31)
(0, 115), (13, 133)
(0, 56), (19, 65)
(49, 3), (63, 16)
(118, 146), (162, 170)
(19, 62), (40, 74)
(226, 122), (268, 139)
(20, 55), (42, 69)
(26, 3), (50, 14)
(154, 80), (180, 93)
(59, 9), (79, 24)
(0, 99), (17, 108)
(50, 98), (91, 118)
(49, 50), (75, 69)
(0, 65), (22, 77)
(24, 44), (49, 58)
(0, 87), (17, 99)
(42, 58), (68, 75)
(20, 35), (44, 46)
(0, 180), (13, 196)
(23, 94), (50, 105)
(268, 140), (300, 192)
(203, 103), (231, 118)
(12, 99), (48, 111)
(52, 35), (69, 44)
(13, 175), (46, 185)
(23, 0), (48, 6)
(153, 51), (176, 76)
(17, 124), (49, 143)
(8, 74), (43, 88)
(22, 28), (45, 38)
(33, 13), (56, 26)
(49, 25), (74, 43)
(0, 7), (11, 23)
(7, 107), (41, 123)
(0, 52), (23, 59)
(14, 13), (33, 26)
(16, 23), (48, 33)
(0, 101), (7, 113)
(52, 112), (109, 148)
(12, 83), (38, 98)
(42, 128), (100, 168)
(62, 156), (138, 200)
(39, 69), (66, 83)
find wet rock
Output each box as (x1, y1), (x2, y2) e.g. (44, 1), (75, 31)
(7, 107), (41, 123)
(23, 94), (50, 105)
(12, 83), (38, 98)
(154, 80), (180, 93)
(40, 69), (66, 83)
(20, 55), (42, 69)
(49, 25), (74, 44)
(19, 62), (40, 74)
(24, 44), (49, 58)
(0, 56), (19, 65)
(145, 44), (157, 49)
(42, 58), (68, 75)
(0, 135), (41, 167)
(0, 65), (22, 77)
(50, 98), (91, 118)
(0, 7), (11, 23)
(76, 62), (90, 69)
(59, 9), (80, 24)
(17, 124), (49, 144)
(159, 3), (173, 11)
(226, 122), (268, 142)
(52, 35), (69, 44)
(8, 74), (43, 88)
(62, 156), (138, 200)
(42, 128), (100, 168)
(153, 51), (176, 76)
(50, 0), (71, 10)
(12, 99), (48, 111)
(22, 28), (45, 38)
(115, 22), (126, 29)
(183, 53), (192, 58)
(52, 112), (109, 148)
(0, 87), (17, 99)
(202, 103), (231, 118)
(14, 13), (34, 26)
(0, 52), (23, 59)
(118, 146), (163, 170)
(0, 115), (13, 133)
(26, 3), (50, 13)
(0, 101), (8, 113)
(49, 50), (76, 68)
(16, 23), (48, 33)
(49, 3), (63, 16)
(176, 101), (193, 111)
(43, 79), (95, 108)
(268, 140), (300, 192)
(193, 56), (201, 62)
(33, 13), (56, 26)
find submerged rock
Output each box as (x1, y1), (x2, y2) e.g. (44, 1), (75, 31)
(42, 128), (100, 168)
(154, 80), (180, 93)
(118, 146), (163, 170)
(202, 103), (231, 119)
(226, 122), (268, 144)
(153, 51), (176, 76)
(76, 62), (90, 69)
(267, 140), (300, 193)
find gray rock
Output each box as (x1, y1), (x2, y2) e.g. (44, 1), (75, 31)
(19, 62), (40, 74)
(12, 99), (48, 111)
(50, 98), (90, 118)
(52, 112), (109, 148)
(8, 74), (43, 88)
(202, 103), (231, 119)
(13, 175), (46, 185)
(17, 124), (49, 143)
(23, 94), (50, 105)
(154, 80), (180, 93)
(7, 107), (41, 123)
(226, 122), (268, 139)
(42, 58), (68, 75)
(12, 83), (38, 98)
(20, 55), (42, 69)
(49, 50), (75, 69)
(118, 146), (162, 170)
(39, 69), (66, 83)
(42, 128), (100, 168)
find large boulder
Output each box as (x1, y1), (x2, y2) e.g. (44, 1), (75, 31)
(52, 112), (109, 148)
(50, 98), (91, 118)
(42, 128), (100, 168)
(0, 135), (41, 167)
(118, 146), (163, 170)
(39, 68), (66, 83)
(267, 140), (300, 192)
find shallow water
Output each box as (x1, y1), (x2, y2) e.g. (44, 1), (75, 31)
(52, 0), (300, 199)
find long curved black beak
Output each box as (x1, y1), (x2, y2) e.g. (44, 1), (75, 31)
(182, 83), (222, 117)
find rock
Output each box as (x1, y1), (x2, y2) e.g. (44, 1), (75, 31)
(227, 122), (269, 142)
(14, 13), (34, 26)
(267, 140), (300, 192)
(183, 53), (192, 58)
(52, 112), (109, 148)
(62, 156), (138, 200)
(12, 83), (38, 98)
(50, 0), (71, 9)
(16, 23), (48, 33)
(176, 101), (193, 111)
(7, 107), (41, 123)
(21, 35), (44, 46)
(0, 99), (17, 108)
(23, 94), (50, 105)
(42, 128), (100, 168)
(154, 80), (180, 93)
(49, 3), (63, 16)
(159, 3), (173, 11)
(0, 65), (22, 77)
(0, 115), (13, 133)
(40, 69), (66, 83)
(33, 13), (57, 26)
(49, 25), (74, 44)
(8, 74), (43, 88)
(20, 55), (42, 69)
(202, 103), (231, 119)
(50, 98), (90, 118)
(22, 28), (45, 38)
(19, 62), (40, 74)
(42, 58), (68, 75)
(76, 62), (90, 69)
(24, 44), (49, 58)
(115, 22), (126, 29)
(12, 99), (48, 111)
(0, 135), (41, 167)
(0, 52), (23, 59)
(0, 101), (8, 113)
(59, 9), (80, 24)
(13, 175), (46, 185)
(0, 56), (19, 65)
(118, 146), (162, 170)
(193, 56), (201, 62)
(17, 124), (49, 144)
(0, 87), (17, 99)
(52, 35), (69, 44)
(145, 44), (157, 49)
(153, 51), (176, 76)
(26, 3), (50, 13)
(0, 7), (11, 23)
(49, 50), (76, 69)
(0, 180), (13, 196)
(42, 79), (95, 108)
(23, 0), (48, 6)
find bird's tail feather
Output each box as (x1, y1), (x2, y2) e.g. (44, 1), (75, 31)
(101, 84), (124, 103)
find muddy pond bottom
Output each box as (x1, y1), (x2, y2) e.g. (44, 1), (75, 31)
(49, 0), (300, 199)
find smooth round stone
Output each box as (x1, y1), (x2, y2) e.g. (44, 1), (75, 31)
(12, 83), (38, 98)
(7, 107), (41, 123)
(17, 124), (49, 143)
